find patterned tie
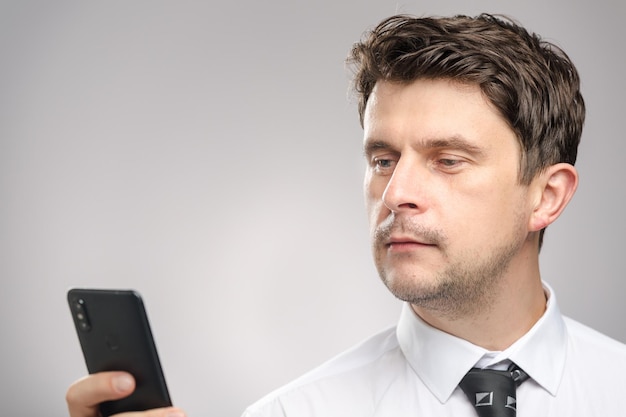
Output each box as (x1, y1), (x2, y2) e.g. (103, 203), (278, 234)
(459, 363), (528, 417)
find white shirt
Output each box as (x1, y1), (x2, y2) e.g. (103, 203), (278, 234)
(242, 283), (626, 416)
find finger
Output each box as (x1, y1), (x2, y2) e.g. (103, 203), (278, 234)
(67, 372), (135, 417)
(114, 407), (186, 417)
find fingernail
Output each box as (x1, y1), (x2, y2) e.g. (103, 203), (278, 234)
(166, 411), (185, 417)
(113, 374), (134, 392)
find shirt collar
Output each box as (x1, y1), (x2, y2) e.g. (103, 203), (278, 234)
(396, 281), (567, 403)
(505, 282), (567, 396)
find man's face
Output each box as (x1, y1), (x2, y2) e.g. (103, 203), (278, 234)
(364, 79), (534, 317)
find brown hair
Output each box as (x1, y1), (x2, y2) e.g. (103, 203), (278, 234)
(348, 14), (585, 185)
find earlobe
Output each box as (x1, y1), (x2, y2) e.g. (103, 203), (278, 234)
(528, 163), (578, 232)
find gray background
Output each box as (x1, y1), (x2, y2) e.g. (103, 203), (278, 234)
(1, 0), (624, 416)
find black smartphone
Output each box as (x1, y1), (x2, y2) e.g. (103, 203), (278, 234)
(67, 288), (172, 417)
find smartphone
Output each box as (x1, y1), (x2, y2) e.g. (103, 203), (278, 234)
(67, 288), (172, 417)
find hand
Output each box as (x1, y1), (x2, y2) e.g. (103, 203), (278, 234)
(66, 371), (186, 417)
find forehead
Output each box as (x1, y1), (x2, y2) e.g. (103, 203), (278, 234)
(363, 79), (515, 151)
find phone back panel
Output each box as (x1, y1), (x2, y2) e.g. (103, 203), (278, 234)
(68, 288), (172, 416)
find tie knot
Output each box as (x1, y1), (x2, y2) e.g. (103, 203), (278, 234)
(458, 364), (528, 417)
(509, 368), (528, 386)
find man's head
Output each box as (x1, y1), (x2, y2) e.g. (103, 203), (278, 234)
(350, 15), (581, 318)
(349, 14), (584, 184)
(349, 14), (585, 249)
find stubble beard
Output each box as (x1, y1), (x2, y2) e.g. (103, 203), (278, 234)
(374, 217), (524, 321)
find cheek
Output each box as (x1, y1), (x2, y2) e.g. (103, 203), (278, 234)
(363, 169), (376, 197)
(465, 191), (529, 238)
(366, 199), (386, 231)
(450, 185), (523, 231)
(364, 174), (384, 208)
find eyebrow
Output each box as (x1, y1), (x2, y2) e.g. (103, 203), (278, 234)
(363, 135), (486, 158)
(363, 140), (394, 157)
(424, 136), (486, 157)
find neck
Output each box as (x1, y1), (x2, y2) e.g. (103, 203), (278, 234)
(412, 251), (547, 351)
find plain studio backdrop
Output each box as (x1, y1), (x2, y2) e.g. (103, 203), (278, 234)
(1, 0), (624, 415)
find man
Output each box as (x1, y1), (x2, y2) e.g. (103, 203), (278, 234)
(66, 14), (626, 417)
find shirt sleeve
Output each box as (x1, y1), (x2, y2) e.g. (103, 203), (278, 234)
(241, 399), (288, 417)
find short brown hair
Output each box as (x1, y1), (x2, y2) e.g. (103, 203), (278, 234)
(348, 14), (585, 185)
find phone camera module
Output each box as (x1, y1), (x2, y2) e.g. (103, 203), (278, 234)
(73, 298), (91, 332)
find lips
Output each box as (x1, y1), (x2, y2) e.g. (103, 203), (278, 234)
(387, 235), (431, 246)
(373, 216), (444, 249)
(386, 235), (435, 250)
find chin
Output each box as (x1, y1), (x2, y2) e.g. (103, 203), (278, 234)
(379, 269), (438, 299)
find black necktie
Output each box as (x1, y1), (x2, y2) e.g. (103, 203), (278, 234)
(459, 363), (528, 417)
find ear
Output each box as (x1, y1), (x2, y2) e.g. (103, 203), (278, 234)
(528, 163), (578, 232)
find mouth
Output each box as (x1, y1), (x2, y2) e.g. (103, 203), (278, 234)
(373, 217), (443, 253)
(385, 236), (436, 251)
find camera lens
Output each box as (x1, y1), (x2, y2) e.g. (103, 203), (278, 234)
(74, 299), (85, 311)
(73, 298), (91, 332)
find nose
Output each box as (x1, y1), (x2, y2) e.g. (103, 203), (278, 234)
(382, 159), (424, 213)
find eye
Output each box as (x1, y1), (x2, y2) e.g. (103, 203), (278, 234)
(370, 155), (398, 174)
(438, 158), (460, 167)
(432, 155), (467, 172)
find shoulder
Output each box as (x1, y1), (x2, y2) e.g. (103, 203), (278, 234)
(556, 316), (626, 401)
(563, 315), (626, 357)
(562, 315), (626, 380)
(242, 325), (401, 417)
